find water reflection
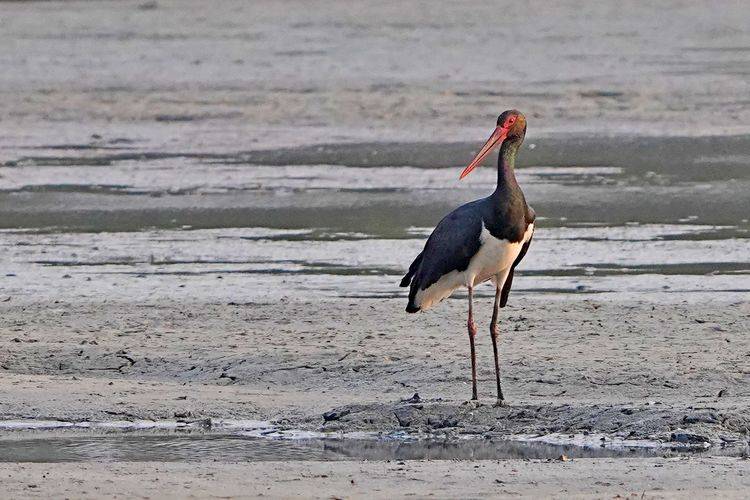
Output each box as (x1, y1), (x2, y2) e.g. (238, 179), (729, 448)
(0, 433), (723, 463)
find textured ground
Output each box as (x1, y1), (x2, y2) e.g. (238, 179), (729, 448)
(2, 458), (749, 499)
(1, 298), (748, 446)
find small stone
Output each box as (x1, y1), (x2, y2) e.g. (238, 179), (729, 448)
(428, 416), (458, 429)
(393, 407), (414, 427)
(401, 393), (420, 403)
(670, 432), (709, 445)
(323, 409), (350, 422)
(682, 412), (719, 424)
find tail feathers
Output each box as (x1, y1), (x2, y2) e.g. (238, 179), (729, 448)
(399, 251), (423, 288)
(405, 278), (421, 313)
(402, 252), (424, 312)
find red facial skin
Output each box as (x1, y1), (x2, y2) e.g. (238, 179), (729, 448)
(459, 114), (524, 180)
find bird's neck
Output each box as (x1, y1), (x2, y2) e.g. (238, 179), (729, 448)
(495, 139), (521, 193)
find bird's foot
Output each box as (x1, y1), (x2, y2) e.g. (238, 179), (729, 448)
(462, 399), (482, 408)
(494, 398), (509, 408)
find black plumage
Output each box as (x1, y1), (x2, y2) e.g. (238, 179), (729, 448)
(400, 110), (535, 403)
(402, 195), (535, 312)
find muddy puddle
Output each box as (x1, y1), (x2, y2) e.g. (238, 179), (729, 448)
(0, 432), (734, 464)
(0, 416), (743, 464)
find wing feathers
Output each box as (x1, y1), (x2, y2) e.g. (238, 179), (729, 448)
(500, 230), (533, 308)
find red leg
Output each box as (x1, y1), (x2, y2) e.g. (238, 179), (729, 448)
(490, 285), (506, 405)
(467, 286), (478, 401)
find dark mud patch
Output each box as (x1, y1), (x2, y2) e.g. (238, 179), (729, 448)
(294, 399), (750, 451)
(218, 135), (750, 182)
(7, 135), (750, 183)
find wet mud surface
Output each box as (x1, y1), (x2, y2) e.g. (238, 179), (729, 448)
(0, 432), (707, 464)
(1, 133), (749, 459)
(0, 299), (747, 452)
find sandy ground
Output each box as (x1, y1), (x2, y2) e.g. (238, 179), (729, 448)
(1, 298), (748, 442)
(0, 297), (748, 496)
(2, 0), (750, 150)
(2, 458), (750, 499)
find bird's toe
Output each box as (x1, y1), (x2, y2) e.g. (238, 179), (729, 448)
(494, 398), (509, 408)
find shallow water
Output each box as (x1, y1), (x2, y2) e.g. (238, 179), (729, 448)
(0, 418), (740, 463)
(0, 432), (728, 463)
(1, 135), (749, 305)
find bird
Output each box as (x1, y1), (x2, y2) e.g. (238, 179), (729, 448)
(400, 110), (535, 405)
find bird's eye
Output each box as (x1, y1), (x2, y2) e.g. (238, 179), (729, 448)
(507, 117), (516, 125)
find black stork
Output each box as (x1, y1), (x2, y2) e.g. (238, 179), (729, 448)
(400, 110), (535, 405)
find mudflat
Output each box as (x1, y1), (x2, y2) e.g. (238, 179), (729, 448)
(1, 0), (750, 498)
(1, 458), (749, 499)
(1, 298), (749, 442)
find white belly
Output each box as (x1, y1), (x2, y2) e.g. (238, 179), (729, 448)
(415, 222), (534, 311)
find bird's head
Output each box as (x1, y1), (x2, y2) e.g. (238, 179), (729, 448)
(459, 110), (527, 179)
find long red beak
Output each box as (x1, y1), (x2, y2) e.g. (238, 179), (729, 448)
(459, 126), (508, 180)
